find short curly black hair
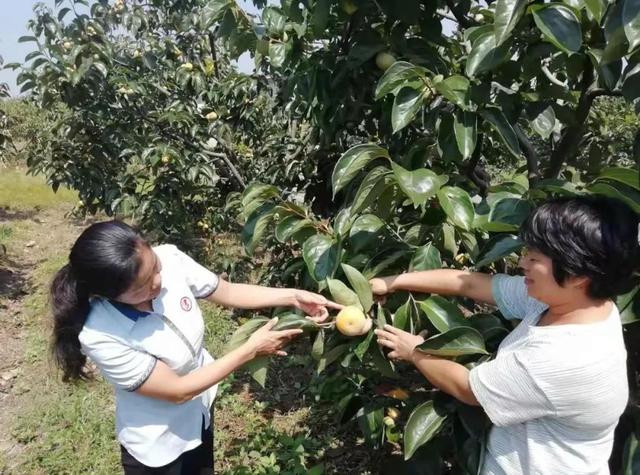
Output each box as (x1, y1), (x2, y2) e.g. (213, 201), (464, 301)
(519, 195), (640, 299)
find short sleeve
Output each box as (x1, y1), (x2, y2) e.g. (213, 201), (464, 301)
(171, 246), (220, 298)
(79, 331), (156, 392)
(491, 274), (547, 321)
(469, 350), (556, 427)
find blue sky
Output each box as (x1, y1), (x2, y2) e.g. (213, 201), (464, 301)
(0, 0), (259, 96)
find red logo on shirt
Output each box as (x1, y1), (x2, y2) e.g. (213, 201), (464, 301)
(180, 297), (192, 312)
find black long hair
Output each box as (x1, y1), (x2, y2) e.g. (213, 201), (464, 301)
(50, 220), (148, 381)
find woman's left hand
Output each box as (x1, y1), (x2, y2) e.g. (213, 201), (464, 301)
(292, 290), (343, 323)
(375, 325), (425, 362)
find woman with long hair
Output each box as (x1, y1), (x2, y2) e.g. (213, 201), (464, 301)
(50, 220), (340, 474)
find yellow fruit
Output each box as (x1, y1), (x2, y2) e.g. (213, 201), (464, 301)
(282, 31), (289, 42)
(375, 51), (396, 71)
(387, 407), (400, 419)
(474, 13), (485, 22)
(341, 0), (359, 15)
(180, 62), (193, 72)
(205, 111), (218, 121)
(335, 306), (371, 336)
(384, 387), (410, 400)
(161, 155), (171, 164)
(87, 26), (97, 36)
(383, 416), (395, 427)
(133, 49), (142, 58)
(77, 200), (84, 207)
(63, 41), (73, 50)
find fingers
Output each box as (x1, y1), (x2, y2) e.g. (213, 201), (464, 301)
(383, 324), (402, 335)
(374, 329), (394, 340)
(324, 299), (344, 310)
(377, 338), (396, 350)
(276, 329), (304, 339)
(260, 317), (279, 332)
(275, 350), (288, 357)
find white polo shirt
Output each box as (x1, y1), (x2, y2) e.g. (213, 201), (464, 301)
(78, 244), (220, 467)
(469, 274), (628, 475)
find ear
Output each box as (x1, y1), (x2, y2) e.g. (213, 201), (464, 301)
(565, 275), (590, 291)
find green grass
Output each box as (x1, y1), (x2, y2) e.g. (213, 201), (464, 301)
(0, 167), (76, 210)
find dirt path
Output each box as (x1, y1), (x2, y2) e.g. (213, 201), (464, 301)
(0, 202), (90, 472)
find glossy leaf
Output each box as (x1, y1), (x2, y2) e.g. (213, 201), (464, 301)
(341, 263), (374, 312)
(327, 278), (361, 309)
(416, 326), (488, 357)
(392, 86), (426, 133)
(332, 144), (390, 197)
(437, 186), (475, 231)
(404, 401), (447, 460)
(454, 110), (477, 160)
(409, 243), (442, 271)
(303, 235), (340, 281)
(465, 31), (510, 77)
(418, 296), (468, 333)
(375, 61), (427, 99)
(531, 4), (582, 54)
(475, 234), (523, 268)
(391, 162), (444, 207)
(494, 0), (528, 46)
(434, 75), (471, 110)
(480, 107), (522, 157)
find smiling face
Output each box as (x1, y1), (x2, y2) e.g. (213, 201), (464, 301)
(114, 244), (163, 305)
(519, 247), (589, 305)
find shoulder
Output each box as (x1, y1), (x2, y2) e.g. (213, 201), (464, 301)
(78, 299), (128, 348)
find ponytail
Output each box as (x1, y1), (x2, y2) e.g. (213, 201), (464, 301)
(50, 264), (91, 381)
(49, 220), (147, 382)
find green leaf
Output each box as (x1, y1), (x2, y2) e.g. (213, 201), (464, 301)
(242, 183), (280, 207)
(275, 216), (314, 243)
(416, 326), (488, 357)
(341, 263), (374, 312)
(224, 317), (270, 352)
(437, 113), (464, 163)
(244, 357), (269, 387)
(391, 162), (444, 207)
(312, 0), (331, 35)
(621, 430), (640, 474)
(482, 198), (533, 232)
(583, 0), (606, 23)
(531, 4), (582, 53)
(18, 36), (37, 43)
(357, 406), (384, 447)
(332, 144), (390, 197)
(404, 401), (447, 460)
(409, 243), (442, 271)
(603, 0), (630, 64)
(349, 214), (385, 252)
(437, 186), (475, 231)
(531, 106), (556, 139)
(327, 278), (362, 309)
(241, 204), (276, 254)
(453, 110), (477, 160)
(334, 208), (356, 237)
(624, 0), (640, 51)
(376, 303), (388, 329)
(475, 234), (523, 268)
(354, 327), (375, 360)
(311, 329), (325, 361)
(392, 86), (426, 133)
(303, 235), (340, 281)
(595, 167), (640, 191)
(589, 182), (640, 213)
(433, 75), (471, 110)
(418, 296), (468, 333)
(375, 61), (428, 99)
(480, 107), (522, 157)
(369, 342), (396, 377)
(494, 0), (528, 46)
(317, 343), (349, 374)
(465, 31), (510, 77)
(622, 62), (640, 102)
(272, 312), (320, 332)
(268, 41), (286, 67)
(351, 166), (392, 214)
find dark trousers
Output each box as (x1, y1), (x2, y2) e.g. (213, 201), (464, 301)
(121, 417), (213, 475)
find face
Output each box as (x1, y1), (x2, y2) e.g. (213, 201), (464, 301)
(519, 247), (564, 303)
(115, 245), (163, 305)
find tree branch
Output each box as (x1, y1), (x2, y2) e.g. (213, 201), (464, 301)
(464, 133), (490, 195)
(207, 31), (220, 79)
(514, 124), (539, 186)
(445, 0), (477, 28)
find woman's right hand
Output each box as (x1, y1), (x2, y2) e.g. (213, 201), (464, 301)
(370, 277), (394, 296)
(244, 318), (303, 358)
